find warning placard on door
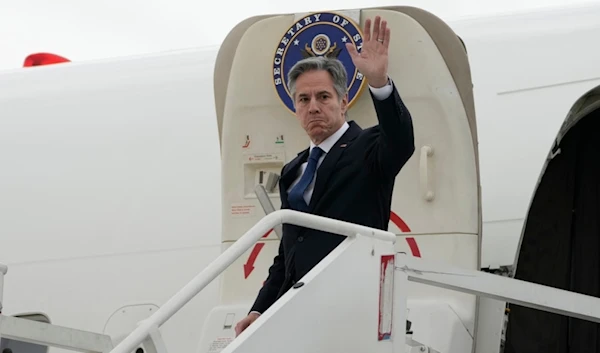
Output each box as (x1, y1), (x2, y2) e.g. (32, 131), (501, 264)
(230, 203), (256, 218)
(207, 337), (233, 353)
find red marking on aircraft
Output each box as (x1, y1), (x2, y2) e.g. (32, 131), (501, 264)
(23, 53), (70, 67)
(390, 211), (421, 257)
(243, 229), (273, 278)
(244, 243), (265, 279)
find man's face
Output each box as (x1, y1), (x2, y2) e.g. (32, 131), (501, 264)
(293, 70), (347, 145)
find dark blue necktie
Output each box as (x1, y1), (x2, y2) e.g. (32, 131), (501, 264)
(288, 147), (324, 211)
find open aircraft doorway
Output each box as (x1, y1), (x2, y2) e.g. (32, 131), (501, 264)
(202, 6), (484, 353)
(505, 85), (600, 352)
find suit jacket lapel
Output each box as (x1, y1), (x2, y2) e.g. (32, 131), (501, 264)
(309, 121), (361, 210)
(280, 148), (308, 195)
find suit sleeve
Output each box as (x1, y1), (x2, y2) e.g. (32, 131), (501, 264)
(368, 78), (415, 177)
(249, 240), (286, 314)
(249, 166), (288, 314)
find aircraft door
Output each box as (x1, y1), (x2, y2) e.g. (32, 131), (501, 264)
(213, 7), (480, 352)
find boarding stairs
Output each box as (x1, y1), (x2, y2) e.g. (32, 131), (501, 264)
(3, 210), (600, 353)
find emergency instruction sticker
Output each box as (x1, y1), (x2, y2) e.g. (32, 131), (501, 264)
(230, 203), (256, 218)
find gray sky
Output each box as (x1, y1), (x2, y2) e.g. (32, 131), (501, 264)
(0, 0), (597, 70)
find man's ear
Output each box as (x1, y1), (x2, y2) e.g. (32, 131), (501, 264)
(341, 94), (349, 114)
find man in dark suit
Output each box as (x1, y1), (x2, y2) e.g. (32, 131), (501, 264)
(235, 15), (414, 335)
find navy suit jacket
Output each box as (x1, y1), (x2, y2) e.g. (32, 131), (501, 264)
(250, 81), (415, 314)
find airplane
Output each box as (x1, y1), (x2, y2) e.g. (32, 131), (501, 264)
(1, 3), (600, 353)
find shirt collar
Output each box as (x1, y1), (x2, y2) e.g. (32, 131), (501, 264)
(310, 121), (349, 154)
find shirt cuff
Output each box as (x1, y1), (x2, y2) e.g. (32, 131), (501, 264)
(368, 78), (393, 100)
(249, 311), (261, 316)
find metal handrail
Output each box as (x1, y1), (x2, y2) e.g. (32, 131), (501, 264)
(108, 209), (396, 353)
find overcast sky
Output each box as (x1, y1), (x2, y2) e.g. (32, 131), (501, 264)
(0, 0), (597, 70)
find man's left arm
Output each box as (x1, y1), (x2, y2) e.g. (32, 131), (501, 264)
(368, 77), (415, 177)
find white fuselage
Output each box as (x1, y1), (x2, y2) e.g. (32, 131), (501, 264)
(1, 4), (600, 353)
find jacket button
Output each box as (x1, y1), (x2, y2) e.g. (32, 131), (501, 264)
(297, 236), (304, 242)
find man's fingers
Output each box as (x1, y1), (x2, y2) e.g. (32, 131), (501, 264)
(380, 20), (387, 41)
(372, 16), (381, 42)
(383, 28), (391, 49)
(234, 321), (245, 337)
(346, 43), (359, 58)
(364, 18), (371, 42)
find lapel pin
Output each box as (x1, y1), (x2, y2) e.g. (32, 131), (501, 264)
(340, 144), (347, 148)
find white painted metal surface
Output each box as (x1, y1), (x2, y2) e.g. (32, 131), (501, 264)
(396, 254), (600, 323)
(220, 234), (399, 353)
(109, 210), (395, 353)
(3, 214), (600, 353)
(405, 337), (440, 353)
(473, 297), (505, 352)
(200, 219), (600, 353)
(0, 314), (114, 352)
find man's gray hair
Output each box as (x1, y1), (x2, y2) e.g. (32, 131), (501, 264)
(287, 56), (348, 102)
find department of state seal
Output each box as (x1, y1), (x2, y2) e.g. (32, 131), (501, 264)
(272, 12), (367, 114)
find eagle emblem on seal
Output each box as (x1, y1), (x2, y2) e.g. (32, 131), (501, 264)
(300, 34), (343, 59)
